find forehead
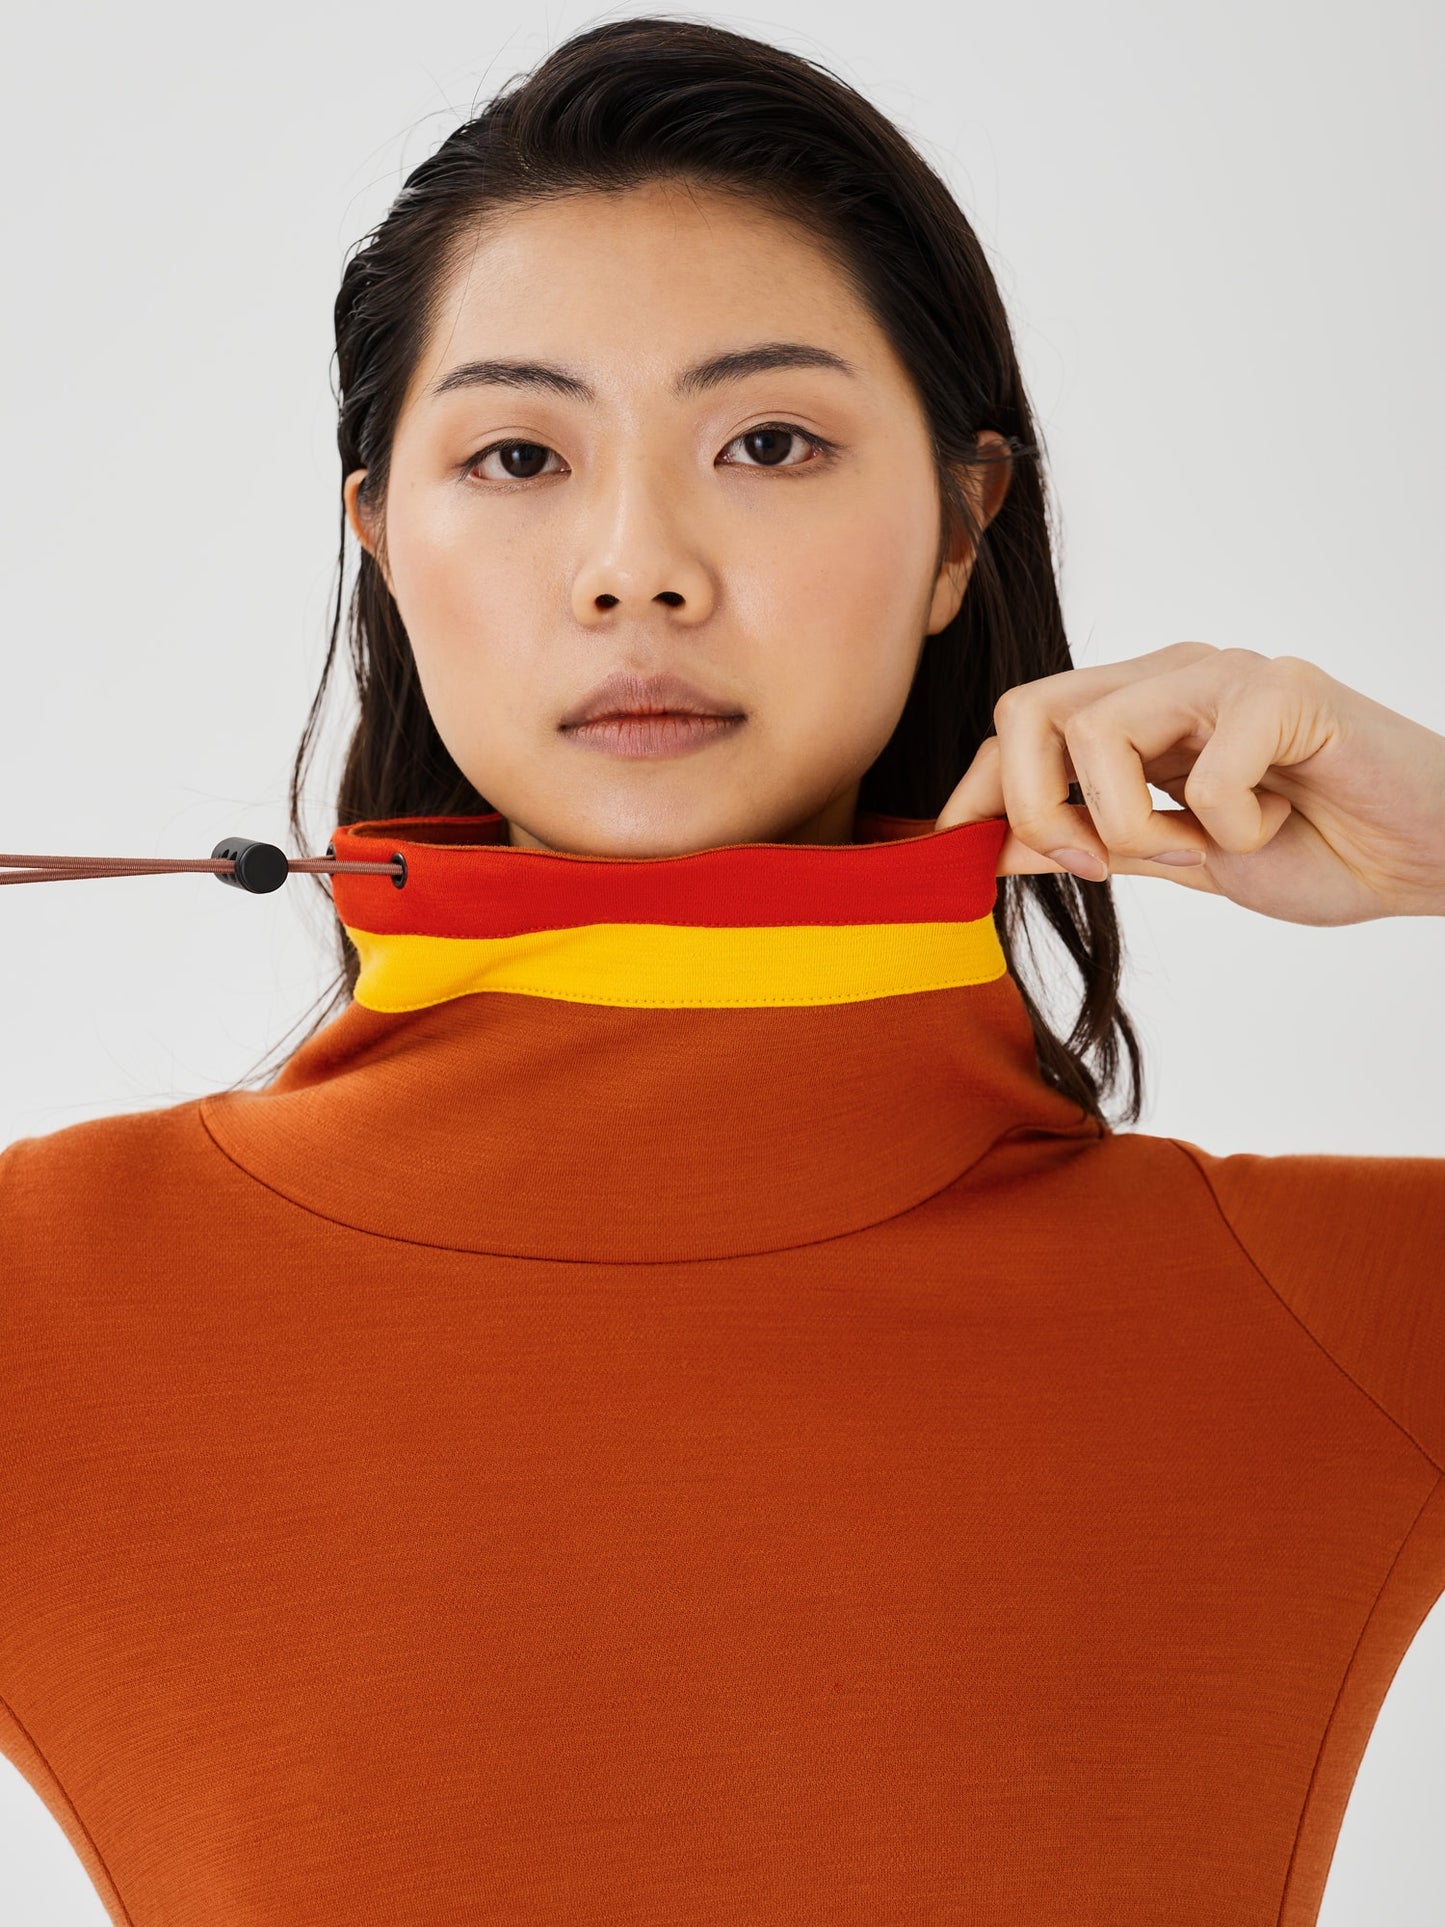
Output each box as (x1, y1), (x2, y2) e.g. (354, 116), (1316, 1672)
(413, 179), (897, 395)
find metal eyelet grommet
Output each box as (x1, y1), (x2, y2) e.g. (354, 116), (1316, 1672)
(390, 850), (408, 889)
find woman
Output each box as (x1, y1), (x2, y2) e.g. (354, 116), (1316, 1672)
(3, 18), (1442, 1926)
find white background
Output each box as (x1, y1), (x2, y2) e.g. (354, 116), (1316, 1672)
(1, 0), (1442, 1919)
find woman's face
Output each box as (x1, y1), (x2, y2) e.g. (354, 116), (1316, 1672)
(345, 178), (1008, 855)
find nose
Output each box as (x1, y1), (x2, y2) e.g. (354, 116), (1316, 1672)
(569, 463), (718, 628)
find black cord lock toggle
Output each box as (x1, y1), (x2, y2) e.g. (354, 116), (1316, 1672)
(212, 838), (290, 894)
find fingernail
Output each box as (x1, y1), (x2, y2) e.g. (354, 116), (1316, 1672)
(1047, 847), (1109, 881)
(1149, 850), (1206, 867)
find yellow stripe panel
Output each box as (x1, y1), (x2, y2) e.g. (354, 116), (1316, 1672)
(344, 916), (1007, 1013)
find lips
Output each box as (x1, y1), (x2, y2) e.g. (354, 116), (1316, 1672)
(560, 668), (744, 730)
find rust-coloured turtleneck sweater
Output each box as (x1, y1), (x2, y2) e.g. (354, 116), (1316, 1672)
(2, 808), (1442, 1926)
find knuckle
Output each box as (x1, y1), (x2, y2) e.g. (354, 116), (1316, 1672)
(992, 683), (1029, 727)
(1061, 706), (1107, 748)
(1182, 766), (1230, 809)
(1264, 652), (1321, 683)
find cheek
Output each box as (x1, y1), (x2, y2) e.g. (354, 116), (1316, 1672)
(729, 474), (939, 710)
(385, 495), (551, 729)
(388, 509), (505, 658)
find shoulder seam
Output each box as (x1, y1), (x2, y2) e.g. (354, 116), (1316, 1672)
(1276, 1464), (1445, 1925)
(1165, 1137), (1445, 1479)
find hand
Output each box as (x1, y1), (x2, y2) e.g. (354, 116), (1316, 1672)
(936, 641), (1445, 924)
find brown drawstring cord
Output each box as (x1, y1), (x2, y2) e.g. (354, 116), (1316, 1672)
(0, 838), (407, 893)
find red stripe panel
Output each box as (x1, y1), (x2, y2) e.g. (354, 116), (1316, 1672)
(328, 811), (1009, 942)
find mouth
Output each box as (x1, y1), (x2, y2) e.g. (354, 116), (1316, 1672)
(559, 668), (746, 733)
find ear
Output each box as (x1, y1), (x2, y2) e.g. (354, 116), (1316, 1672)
(343, 469), (394, 595)
(924, 431), (1013, 636)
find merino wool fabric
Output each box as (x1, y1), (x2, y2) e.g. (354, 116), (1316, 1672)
(2, 807), (1443, 1927)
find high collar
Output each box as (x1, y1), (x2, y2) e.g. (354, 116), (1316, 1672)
(200, 809), (1103, 1262)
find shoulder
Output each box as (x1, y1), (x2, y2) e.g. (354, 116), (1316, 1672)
(1, 1099), (212, 1267)
(1167, 1137), (1445, 1470)
(1168, 1137), (1445, 1271)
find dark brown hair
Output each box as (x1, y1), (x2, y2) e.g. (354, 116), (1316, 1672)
(248, 14), (1143, 1125)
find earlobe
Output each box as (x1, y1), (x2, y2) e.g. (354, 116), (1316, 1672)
(343, 470), (372, 554)
(924, 543), (974, 636)
(344, 468), (395, 596)
(924, 494), (977, 634)
(925, 434), (1012, 634)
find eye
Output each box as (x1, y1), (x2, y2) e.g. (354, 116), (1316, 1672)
(464, 440), (567, 483)
(719, 422), (834, 469)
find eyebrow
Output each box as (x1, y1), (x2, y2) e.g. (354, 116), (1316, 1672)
(427, 340), (858, 403)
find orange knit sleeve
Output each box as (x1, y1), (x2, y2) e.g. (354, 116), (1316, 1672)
(1172, 1141), (1445, 1474)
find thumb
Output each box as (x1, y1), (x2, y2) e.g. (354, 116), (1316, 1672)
(934, 736), (1072, 877)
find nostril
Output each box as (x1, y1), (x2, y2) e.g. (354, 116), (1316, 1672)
(655, 591), (684, 607)
(595, 593), (619, 610)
